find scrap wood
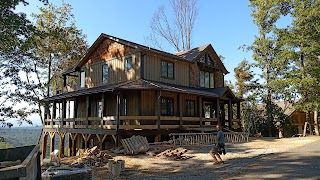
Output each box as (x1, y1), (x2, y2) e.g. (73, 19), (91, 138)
(121, 135), (149, 155)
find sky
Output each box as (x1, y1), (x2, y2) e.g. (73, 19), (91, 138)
(14, 0), (258, 126)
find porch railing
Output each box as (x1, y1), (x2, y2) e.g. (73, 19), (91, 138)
(44, 116), (221, 130)
(169, 132), (249, 146)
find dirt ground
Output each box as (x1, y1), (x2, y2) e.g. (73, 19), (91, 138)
(60, 136), (320, 180)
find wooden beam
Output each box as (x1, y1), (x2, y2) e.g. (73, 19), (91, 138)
(49, 132), (55, 153)
(199, 97), (202, 127)
(86, 96), (90, 128)
(41, 133), (48, 159)
(116, 93), (120, 147)
(216, 99), (220, 125)
(62, 99), (66, 126)
(101, 94), (105, 129)
(228, 100), (232, 129)
(155, 90), (161, 130)
(178, 94), (183, 129)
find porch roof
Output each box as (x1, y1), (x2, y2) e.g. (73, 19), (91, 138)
(46, 79), (220, 101)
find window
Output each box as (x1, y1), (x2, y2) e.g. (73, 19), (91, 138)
(124, 57), (132, 71)
(96, 101), (102, 117)
(200, 71), (214, 88)
(80, 71), (85, 88)
(161, 97), (174, 116)
(186, 100), (195, 116)
(102, 64), (109, 83)
(122, 96), (127, 116)
(161, 61), (174, 79)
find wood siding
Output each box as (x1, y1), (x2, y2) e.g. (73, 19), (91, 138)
(141, 91), (155, 116)
(144, 53), (189, 86)
(79, 39), (141, 88)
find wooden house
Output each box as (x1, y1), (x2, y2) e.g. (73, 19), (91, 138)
(276, 101), (315, 134)
(42, 33), (242, 158)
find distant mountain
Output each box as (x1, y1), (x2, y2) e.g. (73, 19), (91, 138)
(0, 128), (42, 147)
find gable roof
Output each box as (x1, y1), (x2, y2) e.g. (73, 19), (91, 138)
(209, 87), (243, 102)
(73, 33), (191, 71)
(175, 44), (229, 74)
(175, 44), (210, 61)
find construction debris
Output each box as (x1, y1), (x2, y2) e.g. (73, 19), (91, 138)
(121, 135), (149, 155)
(75, 146), (113, 167)
(155, 147), (191, 160)
(42, 164), (92, 180)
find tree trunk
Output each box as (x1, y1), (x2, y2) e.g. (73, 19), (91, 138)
(314, 110), (319, 136)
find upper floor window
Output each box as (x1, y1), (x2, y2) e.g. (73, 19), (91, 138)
(199, 54), (215, 66)
(186, 100), (195, 117)
(161, 61), (174, 79)
(200, 71), (214, 88)
(125, 57), (133, 71)
(161, 97), (174, 116)
(80, 70), (85, 88)
(102, 64), (109, 83)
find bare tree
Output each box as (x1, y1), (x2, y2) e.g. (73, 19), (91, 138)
(147, 0), (198, 52)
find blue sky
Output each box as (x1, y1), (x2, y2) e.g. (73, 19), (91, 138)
(15, 0), (258, 126)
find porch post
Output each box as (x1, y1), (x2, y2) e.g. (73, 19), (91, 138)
(199, 97), (202, 127)
(59, 133), (65, 158)
(86, 96), (90, 128)
(155, 90), (161, 130)
(62, 99), (66, 126)
(228, 100), (233, 129)
(42, 133), (47, 159)
(116, 93), (120, 147)
(178, 94), (183, 129)
(101, 94), (105, 129)
(237, 102), (241, 119)
(216, 99), (220, 125)
(138, 91), (142, 116)
(52, 101), (56, 127)
(49, 132), (55, 153)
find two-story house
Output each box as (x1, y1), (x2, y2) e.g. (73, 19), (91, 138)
(42, 33), (242, 158)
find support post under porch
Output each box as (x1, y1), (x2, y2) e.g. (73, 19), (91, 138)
(199, 97), (203, 127)
(216, 98), (220, 125)
(42, 132), (48, 159)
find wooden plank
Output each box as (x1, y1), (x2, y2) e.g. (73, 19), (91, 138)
(160, 125), (180, 129)
(160, 116), (180, 121)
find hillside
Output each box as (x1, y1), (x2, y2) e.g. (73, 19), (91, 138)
(0, 127), (42, 148)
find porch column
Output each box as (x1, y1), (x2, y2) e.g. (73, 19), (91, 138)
(86, 96), (90, 128)
(178, 94), (183, 129)
(62, 99), (66, 126)
(42, 133), (48, 159)
(59, 133), (65, 158)
(216, 99), (220, 125)
(69, 133), (77, 156)
(116, 93), (120, 147)
(73, 98), (77, 128)
(199, 97), (202, 127)
(49, 132), (55, 153)
(155, 90), (161, 130)
(138, 91), (142, 116)
(52, 101), (56, 126)
(228, 100), (233, 129)
(237, 102), (241, 119)
(62, 75), (67, 93)
(100, 94), (105, 129)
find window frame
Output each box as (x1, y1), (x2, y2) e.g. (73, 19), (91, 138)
(124, 57), (133, 71)
(161, 97), (174, 116)
(185, 100), (195, 117)
(199, 71), (214, 88)
(102, 64), (109, 84)
(161, 60), (175, 79)
(80, 70), (86, 88)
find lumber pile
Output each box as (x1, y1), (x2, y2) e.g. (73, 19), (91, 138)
(121, 135), (149, 155)
(75, 146), (113, 167)
(154, 147), (190, 160)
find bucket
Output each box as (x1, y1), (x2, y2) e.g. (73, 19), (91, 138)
(117, 160), (125, 171)
(112, 163), (121, 176)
